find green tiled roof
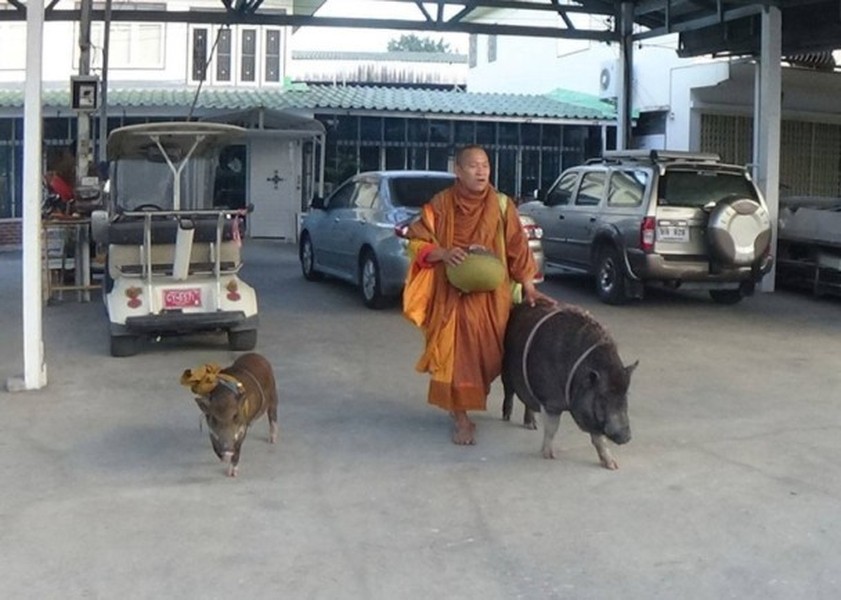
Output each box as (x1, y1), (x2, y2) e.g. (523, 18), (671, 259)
(0, 84), (616, 121)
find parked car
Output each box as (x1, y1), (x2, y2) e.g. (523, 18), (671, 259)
(519, 150), (774, 304)
(298, 170), (544, 308)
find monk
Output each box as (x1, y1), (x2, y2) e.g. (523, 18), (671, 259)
(404, 145), (557, 445)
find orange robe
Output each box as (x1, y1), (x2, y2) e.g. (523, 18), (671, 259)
(405, 182), (536, 412)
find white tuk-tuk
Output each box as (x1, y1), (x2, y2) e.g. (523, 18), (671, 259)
(92, 122), (258, 357)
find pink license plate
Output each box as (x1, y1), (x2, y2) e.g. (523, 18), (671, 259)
(163, 288), (202, 309)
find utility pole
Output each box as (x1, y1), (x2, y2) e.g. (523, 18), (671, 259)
(77, 0), (93, 181)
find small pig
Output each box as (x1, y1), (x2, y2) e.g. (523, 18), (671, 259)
(501, 303), (637, 470)
(181, 352), (278, 477)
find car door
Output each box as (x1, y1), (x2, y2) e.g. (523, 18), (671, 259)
(331, 177), (381, 274)
(315, 180), (357, 273)
(520, 170), (579, 266)
(564, 169), (607, 267)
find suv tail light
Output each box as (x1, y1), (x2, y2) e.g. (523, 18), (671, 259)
(640, 217), (656, 252)
(523, 223), (543, 240)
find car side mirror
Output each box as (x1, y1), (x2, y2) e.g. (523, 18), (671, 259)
(533, 188), (545, 203)
(310, 195), (325, 210)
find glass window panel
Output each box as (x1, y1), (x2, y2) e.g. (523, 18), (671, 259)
(360, 146), (380, 172)
(407, 119), (427, 143)
(408, 147), (427, 170)
(241, 29), (256, 82)
(385, 147), (405, 170)
(454, 121), (475, 145)
(384, 118), (405, 143)
(498, 122), (518, 145)
(520, 149), (541, 200)
(354, 181), (379, 209)
(576, 171), (606, 206)
(476, 121), (495, 145)
(428, 120), (450, 144)
(216, 29), (231, 81)
(336, 116), (358, 141)
(541, 152), (560, 189)
(522, 123), (541, 147)
(607, 170), (648, 207)
(137, 24), (162, 65)
(428, 147), (449, 171)
(265, 30), (281, 82)
(192, 28), (207, 81)
(495, 149), (516, 196)
(360, 117), (382, 142)
(542, 124), (561, 147)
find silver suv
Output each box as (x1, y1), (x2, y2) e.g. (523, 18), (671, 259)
(519, 150), (773, 304)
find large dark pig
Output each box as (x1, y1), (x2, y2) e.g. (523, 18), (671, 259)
(181, 353), (279, 477)
(501, 303), (636, 470)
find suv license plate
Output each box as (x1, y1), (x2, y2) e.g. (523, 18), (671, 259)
(658, 225), (689, 242)
(163, 288), (202, 308)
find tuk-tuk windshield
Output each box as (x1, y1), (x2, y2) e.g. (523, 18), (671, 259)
(111, 155), (216, 212)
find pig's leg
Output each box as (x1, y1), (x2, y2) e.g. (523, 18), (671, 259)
(267, 392), (279, 444)
(523, 407), (537, 430)
(501, 372), (514, 422)
(590, 433), (618, 470)
(227, 440), (245, 477)
(540, 412), (561, 459)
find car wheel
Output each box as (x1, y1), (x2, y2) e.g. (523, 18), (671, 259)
(110, 334), (140, 357)
(360, 251), (387, 309)
(709, 289), (744, 304)
(228, 329), (258, 351)
(595, 246), (629, 305)
(300, 234), (323, 281)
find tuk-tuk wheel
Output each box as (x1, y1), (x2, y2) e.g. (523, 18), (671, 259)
(110, 334), (140, 357)
(228, 329), (257, 351)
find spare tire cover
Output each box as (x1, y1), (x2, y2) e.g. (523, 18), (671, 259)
(707, 195), (772, 266)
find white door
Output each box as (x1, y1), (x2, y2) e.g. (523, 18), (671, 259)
(248, 138), (301, 240)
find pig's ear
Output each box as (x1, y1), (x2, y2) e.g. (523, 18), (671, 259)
(625, 360), (639, 377)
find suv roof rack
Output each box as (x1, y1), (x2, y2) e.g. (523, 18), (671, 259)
(600, 149), (722, 164)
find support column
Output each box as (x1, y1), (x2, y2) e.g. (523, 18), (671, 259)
(616, 1), (634, 150)
(754, 6), (782, 292)
(8, 0), (47, 391)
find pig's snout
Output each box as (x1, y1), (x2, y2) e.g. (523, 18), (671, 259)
(605, 413), (631, 445)
(221, 451), (234, 464)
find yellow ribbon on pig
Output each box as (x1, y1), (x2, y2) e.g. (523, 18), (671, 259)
(180, 363), (242, 396)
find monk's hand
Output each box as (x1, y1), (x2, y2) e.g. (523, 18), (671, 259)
(429, 246), (467, 266)
(522, 282), (558, 308)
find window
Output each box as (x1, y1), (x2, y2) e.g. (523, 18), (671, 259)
(488, 35), (497, 63)
(468, 34), (478, 68)
(241, 29), (257, 82)
(0, 24), (25, 69)
(546, 171), (578, 206)
(576, 171), (606, 206)
(607, 170), (647, 207)
(327, 182), (355, 209)
(87, 21), (165, 70)
(216, 29), (232, 82)
(265, 29), (281, 83)
(192, 28), (208, 81)
(354, 181), (379, 209)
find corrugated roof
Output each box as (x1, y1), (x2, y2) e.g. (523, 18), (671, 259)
(0, 84), (616, 121)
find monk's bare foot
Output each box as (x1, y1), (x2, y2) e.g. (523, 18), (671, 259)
(451, 411), (476, 445)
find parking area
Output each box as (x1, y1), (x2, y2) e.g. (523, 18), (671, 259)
(2, 240), (841, 599)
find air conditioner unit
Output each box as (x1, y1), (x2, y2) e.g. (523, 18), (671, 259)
(598, 60), (619, 100)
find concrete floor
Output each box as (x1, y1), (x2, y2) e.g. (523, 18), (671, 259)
(2, 241), (840, 599)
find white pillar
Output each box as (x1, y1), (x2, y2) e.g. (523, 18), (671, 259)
(7, 0), (47, 391)
(754, 6), (782, 292)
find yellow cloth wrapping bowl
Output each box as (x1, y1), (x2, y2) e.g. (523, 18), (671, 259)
(445, 248), (506, 293)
